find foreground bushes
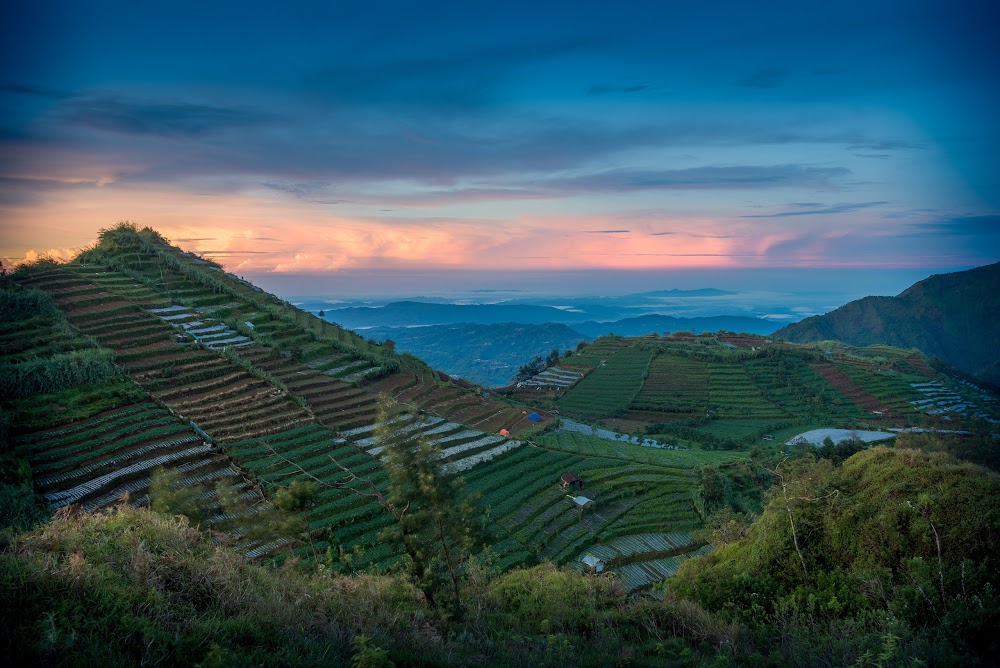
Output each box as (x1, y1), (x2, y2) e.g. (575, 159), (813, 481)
(3, 447), (998, 666)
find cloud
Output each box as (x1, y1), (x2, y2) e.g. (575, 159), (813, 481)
(59, 96), (272, 138)
(743, 201), (888, 218)
(848, 139), (922, 152)
(582, 229), (630, 234)
(908, 215), (1000, 237)
(650, 231), (675, 236)
(305, 37), (598, 111)
(542, 164), (850, 193)
(0, 83), (71, 99)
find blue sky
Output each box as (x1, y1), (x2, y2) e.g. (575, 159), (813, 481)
(1, 0), (998, 292)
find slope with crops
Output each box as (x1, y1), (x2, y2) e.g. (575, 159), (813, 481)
(0, 277), (286, 557)
(514, 331), (997, 445)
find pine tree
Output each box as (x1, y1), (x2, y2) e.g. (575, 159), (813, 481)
(359, 395), (488, 614)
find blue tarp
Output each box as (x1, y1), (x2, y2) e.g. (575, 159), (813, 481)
(528, 412), (543, 422)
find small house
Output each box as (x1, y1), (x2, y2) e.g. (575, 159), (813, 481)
(581, 554), (605, 574)
(570, 495), (594, 513)
(560, 473), (584, 490)
(762, 434), (775, 441)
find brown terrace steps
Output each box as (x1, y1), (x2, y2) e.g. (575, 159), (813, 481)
(808, 361), (893, 415)
(232, 347), (380, 430)
(26, 279), (314, 445)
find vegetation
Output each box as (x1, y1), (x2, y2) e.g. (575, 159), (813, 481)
(775, 262), (1000, 383)
(4, 226), (999, 664)
(669, 447), (1000, 664)
(3, 445), (998, 665)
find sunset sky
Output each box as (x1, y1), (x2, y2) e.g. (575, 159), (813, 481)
(2, 0), (998, 294)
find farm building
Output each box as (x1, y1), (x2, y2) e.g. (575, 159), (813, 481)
(581, 554), (605, 574)
(560, 473), (585, 490)
(570, 495), (594, 512)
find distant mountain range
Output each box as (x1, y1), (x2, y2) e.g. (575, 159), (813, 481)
(775, 263), (1000, 383)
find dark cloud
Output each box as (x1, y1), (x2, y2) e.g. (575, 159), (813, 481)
(542, 165), (849, 192)
(650, 232), (675, 236)
(0, 83), (71, 99)
(909, 215), (1000, 237)
(260, 181), (350, 205)
(743, 201), (888, 218)
(305, 37), (599, 111)
(847, 139), (922, 152)
(174, 238), (216, 242)
(582, 229), (630, 234)
(59, 96), (272, 138)
(587, 83), (650, 95)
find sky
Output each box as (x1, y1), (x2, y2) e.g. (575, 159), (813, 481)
(2, 0), (999, 295)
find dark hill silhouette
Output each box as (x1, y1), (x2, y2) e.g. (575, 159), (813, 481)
(775, 263), (1000, 381)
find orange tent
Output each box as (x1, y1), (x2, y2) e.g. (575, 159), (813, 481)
(499, 429), (511, 437)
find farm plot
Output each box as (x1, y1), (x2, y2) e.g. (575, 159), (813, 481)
(744, 354), (869, 421)
(837, 364), (926, 418)
(581, 531), (698, 564)
(12, 400), (279, 554)
(706, 362), (783, 418)
(610, 545), (713, 592)
(461, 430), (704, 570)
(524, 366), (584, 389)
(908, 381), (994, 421)
(808, 361), (893, 415)
(370, 371), (543, 436)
(561, 337), (630, 370)
(502, 460), (699, 565)
(557, 346), (654, 418)
(632, 352), (709, 415)
(23, 273), (316, 444)
(148, 304), (252, 349)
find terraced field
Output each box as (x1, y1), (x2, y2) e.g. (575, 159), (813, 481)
(2, 278), (279, 557)
(16, 402), (249, 512)
(557, 346), (654, 417)
(458, 429), (706, 588)
(20, 227), (989, 596)
(370, 371), (544, 436)
(633, 352), (709, 416)
(523, 366), (584, 390)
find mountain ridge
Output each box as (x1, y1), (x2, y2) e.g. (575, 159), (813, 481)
(774, 262), (1000, 382)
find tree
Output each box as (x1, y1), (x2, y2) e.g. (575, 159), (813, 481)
(149, 466), (211, 526)
(514, 355), (544, 382)
(375, 396), (488, 614)
(331, 396), (489, 615)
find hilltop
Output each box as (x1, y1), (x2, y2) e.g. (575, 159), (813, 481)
(775, 263), (1000, 383)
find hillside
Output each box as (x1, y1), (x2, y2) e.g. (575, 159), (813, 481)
(510, 331), (998, 443)
(774, 263), (1000, 382)
(2, 223), (718, 590)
